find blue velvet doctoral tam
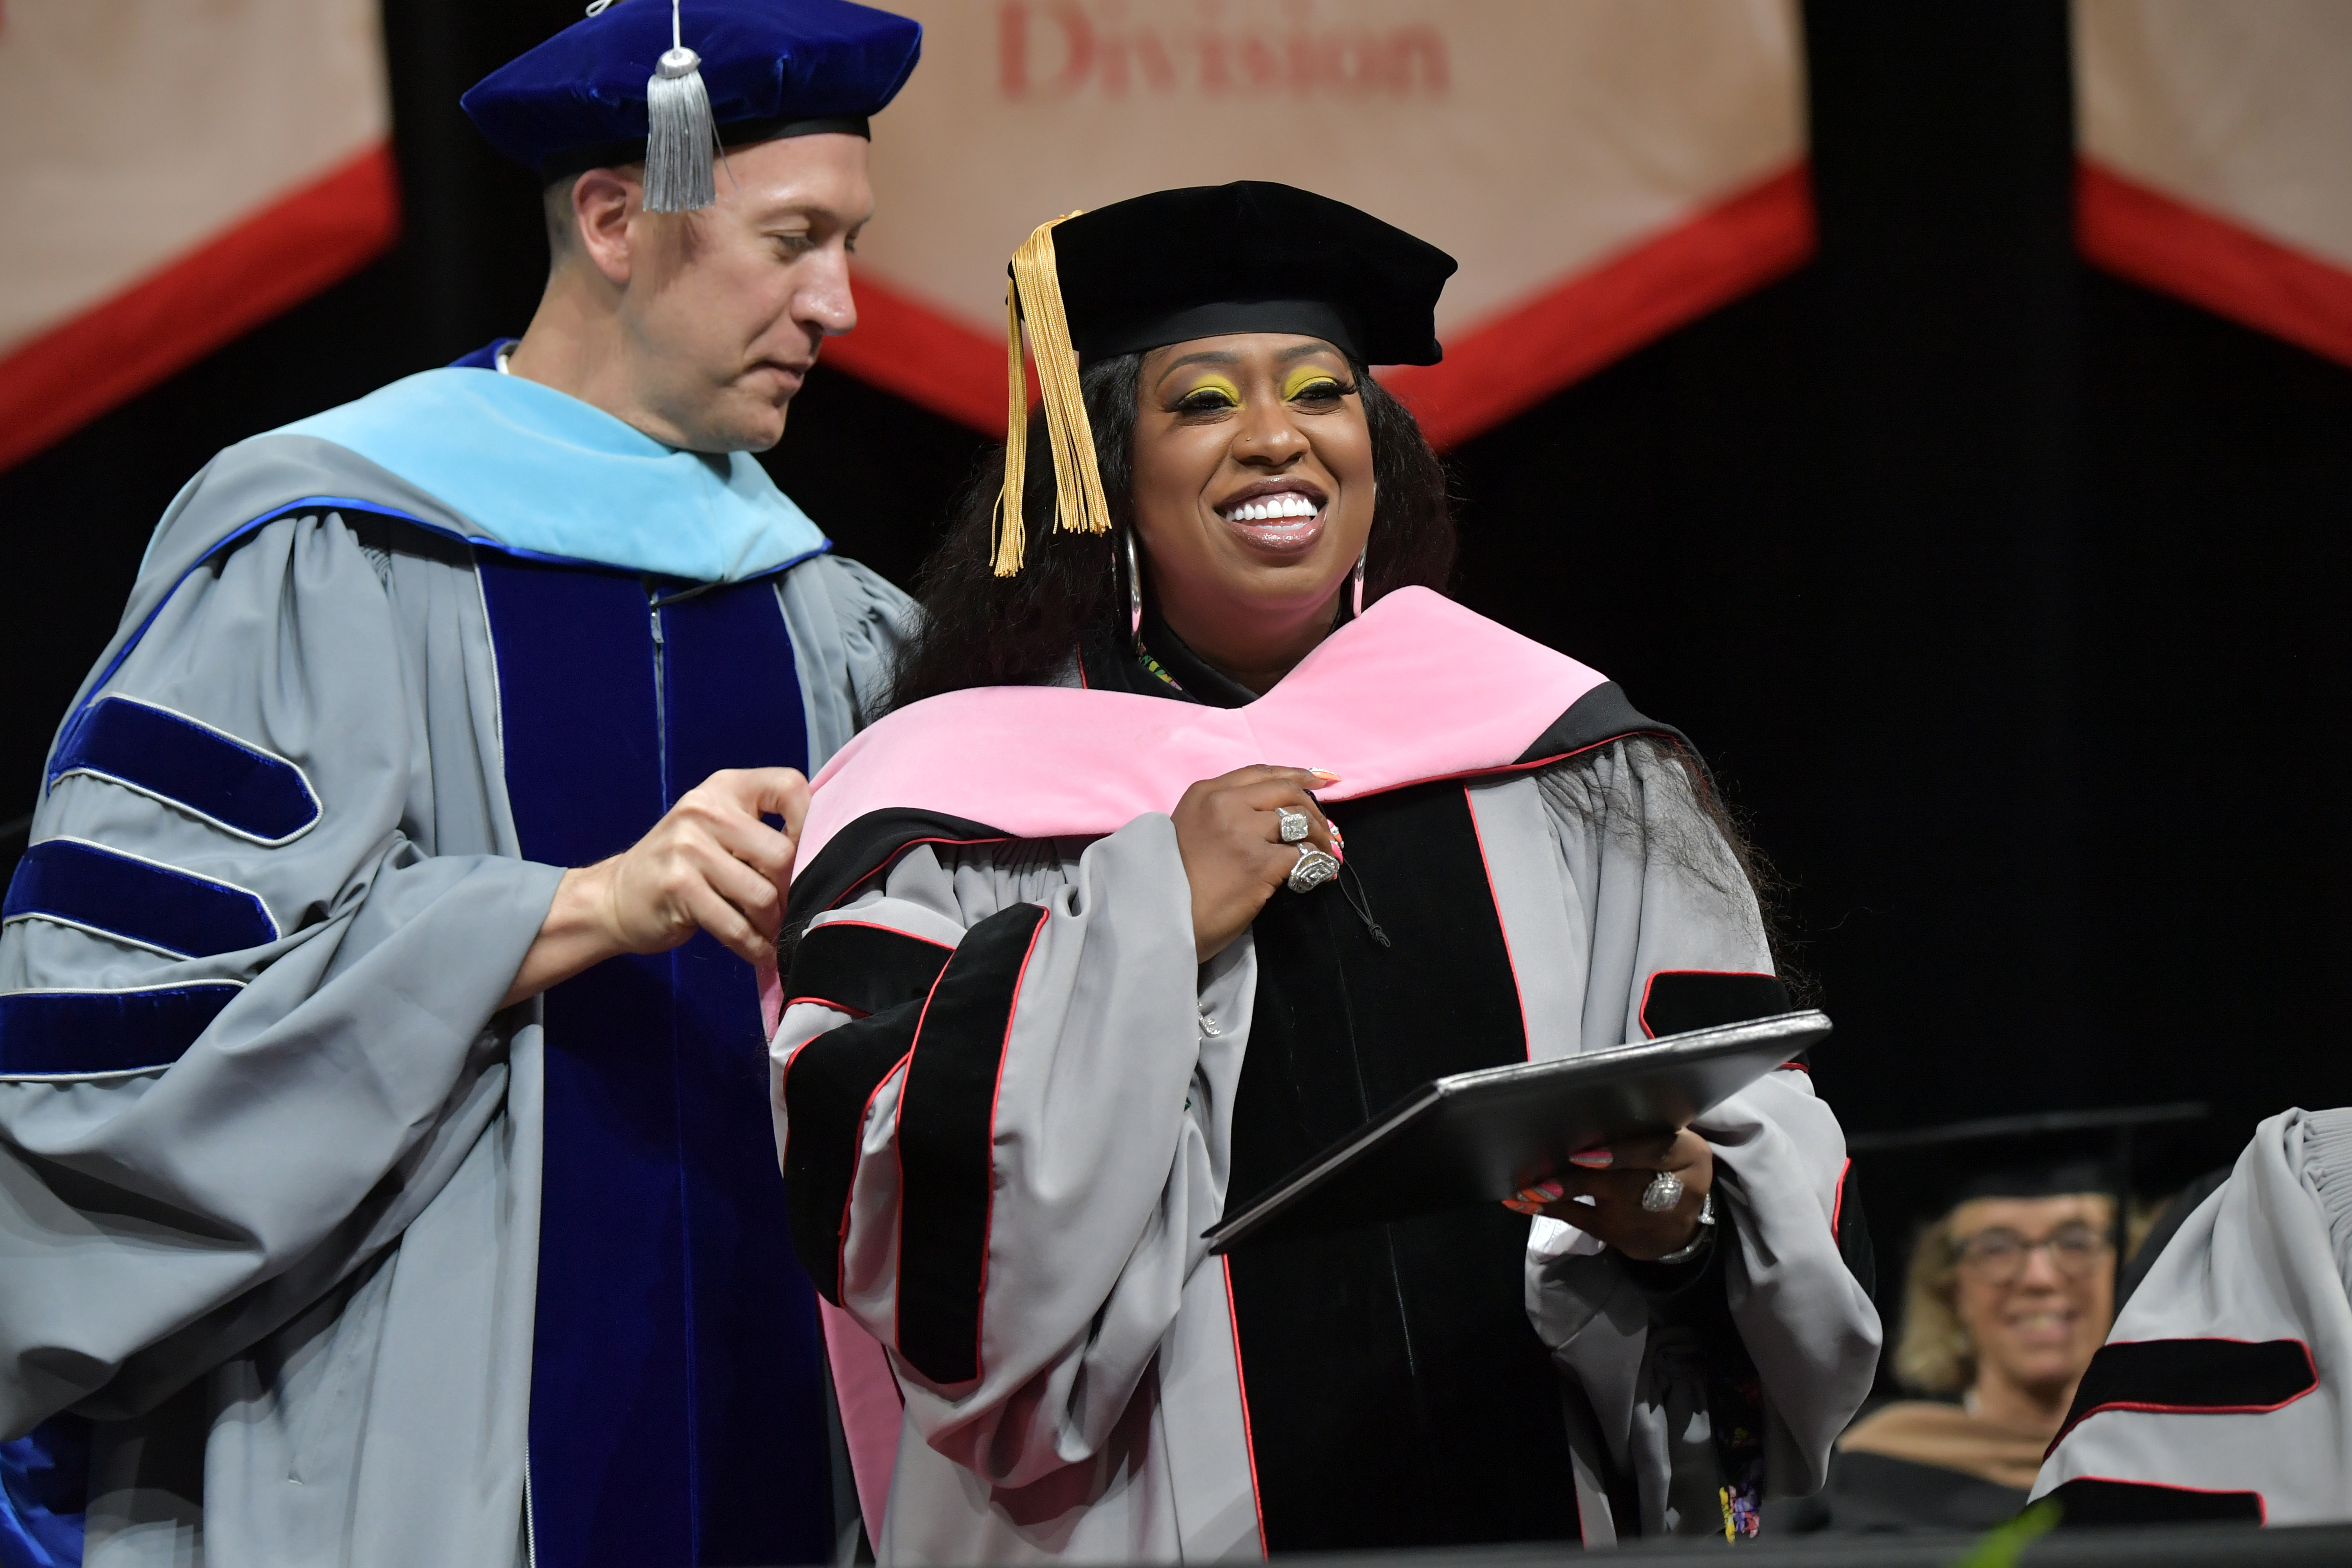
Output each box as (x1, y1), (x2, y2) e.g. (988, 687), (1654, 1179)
(463, 0), (921, 171)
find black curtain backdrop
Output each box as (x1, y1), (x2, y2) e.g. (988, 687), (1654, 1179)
(5, 2), (2347, 1208)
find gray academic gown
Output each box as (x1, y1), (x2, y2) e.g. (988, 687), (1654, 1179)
(773, 730), (1880, 1560)
(2032, 1107), (2352, 1527)
(0, 381), (904, 1568)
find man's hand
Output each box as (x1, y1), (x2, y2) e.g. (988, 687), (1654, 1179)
(1170, 765), (1341, 961)
(501, 767), (811, 1007)
(1501, 1129), (1715, 1261)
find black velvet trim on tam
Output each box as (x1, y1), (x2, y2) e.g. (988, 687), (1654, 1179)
(895, 902), (1050, 1385)
(1080, 299), (1367, 366)
(1048, 183), (1454, 368)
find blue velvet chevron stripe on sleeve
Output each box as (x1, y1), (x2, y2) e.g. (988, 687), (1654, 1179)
(2, 839), (279, 959)
(49, 695), (321, 845)
(0, 983), (243, 1077)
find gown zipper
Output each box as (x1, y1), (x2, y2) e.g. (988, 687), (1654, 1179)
(648, 591), (669, 800)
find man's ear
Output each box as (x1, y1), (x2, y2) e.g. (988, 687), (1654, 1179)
(572, 168), (639, 285)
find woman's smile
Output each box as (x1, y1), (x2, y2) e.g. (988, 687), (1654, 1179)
(1214, 479), (1328, 555)
(1999, 1303), (2081, 1348)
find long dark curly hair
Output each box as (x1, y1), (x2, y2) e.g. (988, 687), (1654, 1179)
(884, 352), (1456, 711)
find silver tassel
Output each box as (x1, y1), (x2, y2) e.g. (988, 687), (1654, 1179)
(642, 0), (716, 212)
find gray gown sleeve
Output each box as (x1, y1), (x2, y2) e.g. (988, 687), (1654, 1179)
(0, 506), (561, 1434)
(773, 817), (1244, 1493)
(2031, 1106), (2352, 1524)
(1503, 743), (1880, 1538)
(780, 553), (915, 765)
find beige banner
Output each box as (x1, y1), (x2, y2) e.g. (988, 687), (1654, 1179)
(2073, 0), (2352, 365)
(862, 0), (1805, 343)
(0, 0), (392, 357)
(2077, 0), (2352, 273)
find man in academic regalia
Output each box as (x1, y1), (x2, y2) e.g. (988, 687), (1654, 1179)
(0, 4), (921, 1565)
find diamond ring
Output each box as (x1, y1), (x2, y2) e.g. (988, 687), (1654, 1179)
(1286, 845), (1339, 894)
(1640, 1171), (1685, 1213)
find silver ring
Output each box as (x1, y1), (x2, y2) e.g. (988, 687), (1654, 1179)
(1639, 1171), (1685, 1213)
(1277, 807), (1311, 844)
(1286, 845), (1339, 894)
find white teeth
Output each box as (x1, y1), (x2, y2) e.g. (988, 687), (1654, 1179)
(1229, 493), (1319, 522)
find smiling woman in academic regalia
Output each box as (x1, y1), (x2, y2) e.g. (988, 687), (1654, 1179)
(1797, 1159), (2122, 1532)
(766, 183), (1881, 1560)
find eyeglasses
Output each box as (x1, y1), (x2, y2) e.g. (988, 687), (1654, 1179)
(1950, 1222), (2113, 1282)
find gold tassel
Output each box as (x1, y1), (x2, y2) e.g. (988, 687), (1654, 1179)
(991, 212), (1111, 577)
(992, 280), (1028, 574)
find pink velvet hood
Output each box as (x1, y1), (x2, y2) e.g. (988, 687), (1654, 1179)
(793, 587), (1639, 876)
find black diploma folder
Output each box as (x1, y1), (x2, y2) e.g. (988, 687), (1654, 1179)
(1203, 1011), (1830, 1252)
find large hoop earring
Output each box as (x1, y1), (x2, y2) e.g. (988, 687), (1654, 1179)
(1123, 526), (1144, 640)
(1351, 480), (1377, 623)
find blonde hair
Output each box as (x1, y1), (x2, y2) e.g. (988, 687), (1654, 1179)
(1893, 1211), (1974, 1394)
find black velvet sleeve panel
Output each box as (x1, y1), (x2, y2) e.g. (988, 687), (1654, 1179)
(2053, 1338), (2319, 1449)
(1639, 968), (1807, 1074)
(893, 901), (1051, 1386)
(1834, 1158), (1877, 1303)
(786, 919), (954, 1019)
(1637, 970), (1791, 1040)
(2044, 1476), (2265, 1527)
(783, 809), (1012, 931)
(781, 1000), (928, 1305)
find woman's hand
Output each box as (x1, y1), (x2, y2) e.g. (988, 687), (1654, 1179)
(1170, 765), (1341, 960)
(1503, 1129), (1715, 1261)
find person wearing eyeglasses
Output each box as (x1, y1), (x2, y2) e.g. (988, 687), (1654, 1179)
(2031, 1106), (2352, 1528)
(1795, 1162), (2116, 1531)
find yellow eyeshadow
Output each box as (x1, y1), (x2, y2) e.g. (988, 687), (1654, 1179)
(1282, 367), (1344, 399)
(1173, 373), (1243, 408)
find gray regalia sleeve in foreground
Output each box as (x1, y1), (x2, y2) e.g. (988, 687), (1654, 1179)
(0, 438), (563, 1568)
(772, 740), (1878, 1560)
(1496, 745), (1880, 1541)
(2031, 1107), (2352, 1525)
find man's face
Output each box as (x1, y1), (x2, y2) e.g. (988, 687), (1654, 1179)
(610, 133), (871, 453)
